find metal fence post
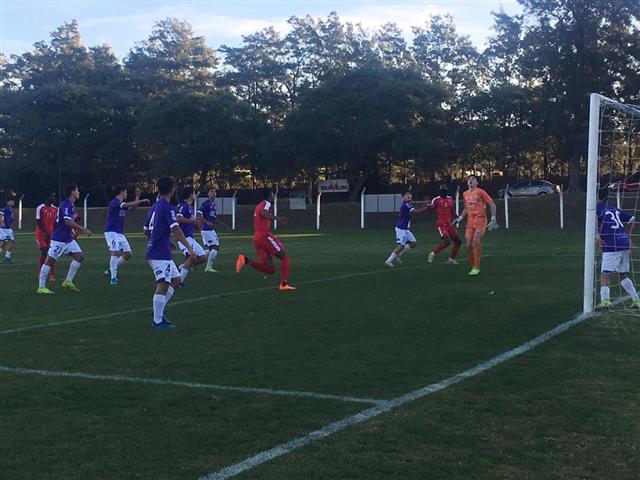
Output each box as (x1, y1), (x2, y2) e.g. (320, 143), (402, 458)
(83, 194), (90, 229)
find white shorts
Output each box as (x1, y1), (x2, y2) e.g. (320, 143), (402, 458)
(0, 228), (14, 241)
(201, 230), (219, 247)
(395, 227), (417, 246)
(178, 237), (206, 257)
(104, 232), (132, 253)
(48, 240), (82, 260)
(601, 250), (630, 273)
(148, 259), (180, 283)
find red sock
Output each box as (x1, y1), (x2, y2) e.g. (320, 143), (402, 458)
(451, 243), (460, 259)
(246, 257), (275, 275)
(433, 241), (448, 254)
(280, 256), (290, 285)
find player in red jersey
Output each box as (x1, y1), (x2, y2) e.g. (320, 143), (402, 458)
(235, 188), (295, 291)
(35, 193), (58, 281)
(427, 184), (462, 264)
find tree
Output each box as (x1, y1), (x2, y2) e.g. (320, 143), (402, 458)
(125, 18), (218, 96)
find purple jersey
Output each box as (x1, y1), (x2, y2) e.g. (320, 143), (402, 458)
(597, 203), (634, 252)
(197, 199), (217, 231)
(1, 205), (12, 229)
(176, 201), (195, 238)
(146, 199), (178, 261)
(51, 199), (76, 243)
(105, 198), (127, 234)
(143, 205), (155, 232)
(396, 201), (414, 230)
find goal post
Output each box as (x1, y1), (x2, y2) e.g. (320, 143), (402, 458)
(583, 93), (601, 314)
(583, 93), (640, 314)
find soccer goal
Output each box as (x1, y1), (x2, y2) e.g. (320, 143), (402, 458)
(584, 93), (640, 313)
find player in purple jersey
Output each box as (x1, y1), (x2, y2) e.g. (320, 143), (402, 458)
(596, 188), (640, 309)
(37, 184), (92, 294)
(0, 196), (16, 263)
(103, 186), (150, 285)
(175, 186), (206, 285)
(196, 187), (229, 272)
(146, 177), (195, 329)
(384, 191), (430, 267)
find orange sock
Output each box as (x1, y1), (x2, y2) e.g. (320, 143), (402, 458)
(474, 242), (482, 269)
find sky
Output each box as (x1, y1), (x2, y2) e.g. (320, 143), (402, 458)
(0, 0), (523, 60)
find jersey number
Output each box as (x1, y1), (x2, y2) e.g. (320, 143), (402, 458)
(604, 210), (625, 230)
(148, 211), (156, 232)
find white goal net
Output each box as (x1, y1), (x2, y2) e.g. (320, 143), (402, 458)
(584, 93), (640, 314)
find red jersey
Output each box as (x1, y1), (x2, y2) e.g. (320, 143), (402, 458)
(35, 203), (58, 241)
(253, 200), (272, 238)
(431, 196), (457, 226)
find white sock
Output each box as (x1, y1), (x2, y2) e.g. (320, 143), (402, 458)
(66, 260), (82, 282)
(206, 249), (218, 268)
(399, 245), (413, 257)
(621, 278), (639, 301)
(180, 266), (190, 283)
(165, 285), (175, 303)
(5, 251), (11, 259)
(109, 256), (119, 278)
(386, 252), (398, 263)
(39, 264), (51, 289)
(600, 286), (610, 302)
(153, 294), (167, 324)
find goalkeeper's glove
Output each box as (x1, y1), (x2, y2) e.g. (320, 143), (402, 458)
(487, 216), (499, 231)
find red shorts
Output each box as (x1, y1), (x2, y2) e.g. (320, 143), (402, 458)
(36, 236), (51, 250)
(253, 234), (284, 262)
(436, 224), (459, 239)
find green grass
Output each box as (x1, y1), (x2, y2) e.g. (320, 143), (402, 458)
(1, 228), (639, 479)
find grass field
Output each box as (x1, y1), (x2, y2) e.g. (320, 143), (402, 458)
(1, 228), (639, 480)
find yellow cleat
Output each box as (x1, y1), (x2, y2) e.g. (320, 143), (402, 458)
(278, 283), (296, 291)
(468, 268), (480, 276)
(204, 266), (218, 273)
(37, 287), (55, 294)
(62, 280), (80, 292)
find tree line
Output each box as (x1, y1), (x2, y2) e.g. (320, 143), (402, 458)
(1, 0), (639, 204)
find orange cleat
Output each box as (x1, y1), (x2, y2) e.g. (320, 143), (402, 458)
(278, 283), (296, 291)
(235, 254), (246, 273)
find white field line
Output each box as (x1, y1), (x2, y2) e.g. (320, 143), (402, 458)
(200, 307), (607, 480)
(0, 267), (416, 335)
(0, 366), (386, 406)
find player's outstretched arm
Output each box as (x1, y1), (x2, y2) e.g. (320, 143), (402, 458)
(64, 218), (91, 236)
(454, 208), (467, 225)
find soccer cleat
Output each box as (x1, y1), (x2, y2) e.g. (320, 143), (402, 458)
(384, 261), (394, 268)
(110, 277), (119, 286)
(62, 280), (80, 292)
(468, 267), (480, 276)
(151, 320), (176, 330)
(447, 258), (458, 265)
(278, 283), (296, 291)
(596, 299), (612, 309)
(37, 287), (55, 294)
(235, 254), (246, 273)
(428, 252), (435, 263)
(632, 299), (640, 309)
(204, 266), (218, 273)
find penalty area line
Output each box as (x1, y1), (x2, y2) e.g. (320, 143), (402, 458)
(200, 307), (605, 480)
(0, 366), (387, 406)
(0, 266), (417, 335)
